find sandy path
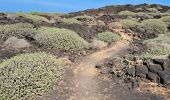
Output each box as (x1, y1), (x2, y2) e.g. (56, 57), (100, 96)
(39, 30), (166, 100)
(68, 30), (132, 100)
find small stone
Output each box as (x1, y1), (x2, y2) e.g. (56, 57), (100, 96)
(100, 67), (112, 74)
(160, 73), (170, 85)
(125, 66), (136, 77)
(4, 37), (31, 49)
(163, 59), (170, 70)
(147, 72), (160, 83)
(135, 64), (148, 78)
(148, 63), (163, 74)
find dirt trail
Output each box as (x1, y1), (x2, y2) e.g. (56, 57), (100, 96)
(68, 30), (132, 100)
(40, 30), (165, 100)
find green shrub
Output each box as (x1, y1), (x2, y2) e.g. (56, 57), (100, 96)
(136, 12), (160, 15)
(0, 52), (64, 100)
(35, 27), (89, 50)
(97, 31), (121, 43)
(142, 46), (170, 59)
(61, 18), (82, 24)
(160, 16), (170, 27)
(0, 23), (37, 43)
(109, 22), (122, 29)
(26, 14), (50, 24)
(140, 19), (167, 35)
(166, 9), (170, 14)
(144, 34), (170, 45)
(120, 19), (139, 29)
(142, 33), (170, 58)
(147, 8), (159, 13)
(74, 15), (94, 21)
(136, 8), (143, 11)
(17, 13), (50, 24)
(118, 11), (136, 16)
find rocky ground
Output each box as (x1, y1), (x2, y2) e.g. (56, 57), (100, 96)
(0, 4), (170, 100)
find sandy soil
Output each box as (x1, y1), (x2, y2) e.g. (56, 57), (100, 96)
(39, 30), (167, 100)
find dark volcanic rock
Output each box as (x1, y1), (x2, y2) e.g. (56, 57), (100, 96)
(147, 72), (160, 83)
(148, 63), (163, 74)
(163, 59), (170, 71)
(160, 73), (170, 85)
(126, 66), (136, 77)
(100, 67), (112, 74)
(135, 64), (148, 78)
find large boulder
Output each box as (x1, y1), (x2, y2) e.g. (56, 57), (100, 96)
(148, 63), (163, 74)
(4, 37), (31, 49)
(135, 64), (148, 78)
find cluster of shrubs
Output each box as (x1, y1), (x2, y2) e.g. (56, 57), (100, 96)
(142, 34), (170, 58)
(120, 19), (139, 29)
(61, 15), (95, 25)
(139, 19), (167, 35)
(97, 31), (121, 43)
(160, 16), (170, 27)
(119, 18), (167, 38)
(118, 11), (136, 16)
(142, 46), (170, 59)
(144, 34), (170, 46)
(0, 52), (64, 99)
(0, 23), (37, 43)
(17, 13), (50, 24)
(61, 18), (82, 24)
(74, 15), (94, 21)
(34, 27), (89, 51)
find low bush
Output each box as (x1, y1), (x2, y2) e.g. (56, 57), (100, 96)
(17, 13), (50, 24)
(118, 11), (136, 16)
(160, 16), (170, 27)
(142, 46), (170, 59)
(108, 22), (122, 29)
(97, 31), (121, 43)
(0, 52), (64, 99)
(34, 27), (89, 50)
(139, 19), (167, 35)
(142, 33), (170, 58)
(120, 19), (139, 29)
(144, 34), (170, 46)
(25, 14), (50, 24)
(61, 18), (82, 24)
(4, 37), (31, 49)
(0, 23), (37, 43)
(147, 8), (159, 13)
(91, 39), (107, 49)
(166, 9), (170, 14)
(74, 15), (94, 21)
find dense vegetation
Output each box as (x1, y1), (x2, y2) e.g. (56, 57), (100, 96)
(97, 32), (121, 43)
(0, 52), (64, 99)
(0, 23), (37, 43)
(120, 19), (139, 29)
(35, 27), (89, 51)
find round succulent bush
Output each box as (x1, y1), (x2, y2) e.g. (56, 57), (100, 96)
(109, 22), (122, 29)
(61, 18), (82, 24)
(118, 11), (136, 16)
(160, 16), (170, 27)
(97, 31), (121, 43)
(74, 15), (94, 21)
(0, 52), (64, 99)
(140, 19), (167, 35)
(120, 19), (139, 29)
(0, 23), (37, 43)
(34, 27), (89, 51)
(17, 13), (50, 24)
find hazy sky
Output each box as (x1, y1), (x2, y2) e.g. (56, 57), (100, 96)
(0, 0), (170, 13)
